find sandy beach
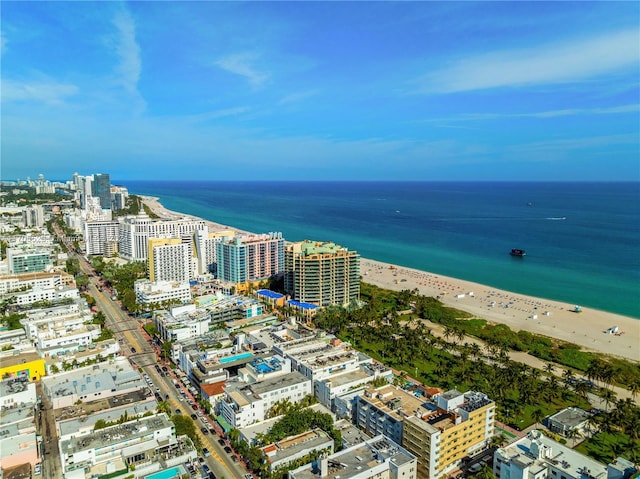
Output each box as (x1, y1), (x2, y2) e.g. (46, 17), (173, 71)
(140, 195), (639, 362)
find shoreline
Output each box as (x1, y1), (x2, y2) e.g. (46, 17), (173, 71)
(138, 195), (639, 363)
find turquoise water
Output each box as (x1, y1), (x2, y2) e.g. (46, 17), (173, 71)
(122, 181), (640, 318)
(219, 352), (253, 364)
(145, 466), (182, 479)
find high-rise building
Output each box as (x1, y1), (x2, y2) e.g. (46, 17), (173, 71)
(118, 216), (206, 261)
(194, 227), (235, 275)
(148, 238), (191, 282)
(215, 232), (284, 284)
(285, 240), (360, 307)
(91, 173), (111, 209)
(84, 221), (120, 256)
(22, 205), (45, 228)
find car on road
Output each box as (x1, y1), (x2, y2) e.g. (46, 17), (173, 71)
(209, 428), (216, 435)
(130, 347), (136, 353)
(191, 414), (197, 420)
(203, 464), (210, 473)
(231, 455), (238, 462)
(200, 427), (209, 435)
(202, 448), (210, 457)
(224, 446), (232, 454)
(218, 438), (225, 445)
(34, 464), (41, 475)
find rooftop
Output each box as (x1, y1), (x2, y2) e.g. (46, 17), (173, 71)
(290, 435), (415, 479)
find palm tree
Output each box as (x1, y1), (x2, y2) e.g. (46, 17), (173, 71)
(531, 408), (545, 428)
(544, 363), (555, 375)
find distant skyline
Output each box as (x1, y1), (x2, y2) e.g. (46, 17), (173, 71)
(2, 2), (639, 181)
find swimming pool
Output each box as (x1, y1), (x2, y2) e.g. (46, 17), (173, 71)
(144, 466), (182, 479)
(219, 352), (253, 364)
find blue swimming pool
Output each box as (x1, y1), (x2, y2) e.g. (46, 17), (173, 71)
(145, 466), (182, 479)
(219, 352), (253, 364)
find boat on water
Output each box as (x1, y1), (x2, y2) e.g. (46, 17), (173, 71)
(510, 248), (526, 257)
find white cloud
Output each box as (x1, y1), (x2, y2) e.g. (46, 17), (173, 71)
(415, 29), (640, 93)
(215, 53), (269, 88)
(432, 104), (640, 122)
(1, 79), (78, 105)
(111, 6), (141, 96)
(278, 89), (319, 105)
(0, 30), (7, 56)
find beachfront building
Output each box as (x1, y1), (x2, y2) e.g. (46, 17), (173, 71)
(118, 215), (206, 261)
(546, 407), (590, 437)
(494, 430), (607, 479)
(0, 377), (41, 475)
(284, 240), (360, 307)
(218, 371), (311, 428)
(289, 434), (417, 479)
(110, 185), (129, 211)
(83, 220), (119, 256)
(194, 226), (235, 275)
(148, 237), (193, 282)
(134, 279), (192, 306)
(403, 390), (495, 479)
(91, 173), (111, 209)
(215, 232), (285, 285)
(6, 246), (52, 274)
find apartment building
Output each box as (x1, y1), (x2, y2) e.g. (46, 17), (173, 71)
(0, 271), (63, 294)
(194, 227), (235, 275)
(285, 240), (360, 307)
(215, 232), (285, 283)
(289, 434), (417, 479)
(134, 279), (192, 305)
(218, 371), (311, 429)
(83, 220), (119, 256)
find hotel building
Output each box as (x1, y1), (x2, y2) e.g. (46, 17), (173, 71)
(284, 240), (360, 307)
(148, 237), (192, 282)
(6, 247), (51, 274)
(118, 216), (205, 261)
(215, 232), (285, 284)
(403, 390), (495, 478)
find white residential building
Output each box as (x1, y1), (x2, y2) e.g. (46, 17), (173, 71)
(194, 227), (235, 275)
(134, 279), (192, 305)
(289, 435), (417, 479)
(14, 285), (79, 306)
(84, 220), (119, 256)
(0, 271), (63, 295)
(218, 371), (311, 429)
(153, 304), (211, 343)
(118, 215), (205, 261)
(494, 430), (607, 479)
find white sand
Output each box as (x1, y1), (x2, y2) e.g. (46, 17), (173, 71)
(361, 258), (639, 362)
(140, 196), (639, 362)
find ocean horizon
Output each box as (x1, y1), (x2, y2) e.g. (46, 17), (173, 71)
(120, 180), (640, 319)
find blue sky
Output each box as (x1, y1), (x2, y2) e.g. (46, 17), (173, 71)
(2, 1), (639, 181)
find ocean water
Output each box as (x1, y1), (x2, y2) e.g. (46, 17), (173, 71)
(122, 181), (640, 318)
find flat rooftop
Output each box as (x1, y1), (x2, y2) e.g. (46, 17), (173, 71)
(359, 385), (427, 422)
(290, 435), (415, 479)
(60, 414), (171, 455)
